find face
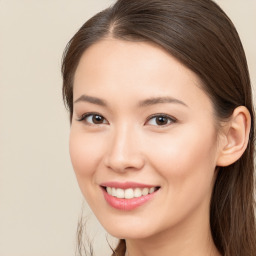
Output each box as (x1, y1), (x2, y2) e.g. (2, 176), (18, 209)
(70, 39), (222, 240)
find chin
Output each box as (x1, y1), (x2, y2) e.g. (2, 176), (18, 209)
(97, 215), (162, 240)
(108, 228), (154, 240)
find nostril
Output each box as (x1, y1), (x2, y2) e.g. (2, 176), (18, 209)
(104, 154), (145, 173)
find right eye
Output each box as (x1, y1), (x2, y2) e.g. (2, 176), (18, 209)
(77, 113), (108, 125)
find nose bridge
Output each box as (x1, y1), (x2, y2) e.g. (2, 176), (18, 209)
(104, 122), (144, 172)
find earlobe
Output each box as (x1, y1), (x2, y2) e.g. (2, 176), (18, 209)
(217, 106), (251, 167)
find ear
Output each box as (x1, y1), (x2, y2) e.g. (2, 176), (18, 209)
(217, 106), (251, 167)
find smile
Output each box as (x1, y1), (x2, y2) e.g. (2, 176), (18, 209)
(100, 183), (160, 211)
(105, 187), (157, 199)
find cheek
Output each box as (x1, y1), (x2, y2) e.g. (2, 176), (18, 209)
(69, 130), (103, 188)
(69, 129), (109, 213)
(146, 123), (218, 198)
(142, 125), (218, 228)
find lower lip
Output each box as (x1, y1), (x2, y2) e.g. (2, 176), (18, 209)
(102, 188), (157, 211)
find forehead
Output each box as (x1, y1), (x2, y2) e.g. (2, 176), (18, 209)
(73, 39), (212, 112)
(74, 39), (192, 79)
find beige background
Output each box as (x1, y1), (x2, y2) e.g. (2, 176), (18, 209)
(0, 1), (255, 256)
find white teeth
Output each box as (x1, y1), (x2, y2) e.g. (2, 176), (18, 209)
(134, 188), (142, 198)
(149, 187), (155, 194)
(112, 188), (116, 197)
(106, 187), (112, 194)
(142, 188), (149, 196)
(105, 186), (157, 199)
(125, 188), (134, 199)
(116, 188), (125, 198)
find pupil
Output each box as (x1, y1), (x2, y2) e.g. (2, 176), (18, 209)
(156, 116), (167, 125)
(93, 115), (103, 124)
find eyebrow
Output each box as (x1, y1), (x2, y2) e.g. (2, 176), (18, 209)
(74, 94), (188, 108)
(74, 94), (107, 106)
(138, 96), (188, 108)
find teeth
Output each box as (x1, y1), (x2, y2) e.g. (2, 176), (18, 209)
(142, 188), (149, 196)
(125, 188), (134, 199)
(106, 187), (112, 194)
(134, 188), (142, 198)
(149, 187), (155, 194)
(105, 187), (158, 199)
(116, 188), (125, 198)
(112, 188), (116, 197)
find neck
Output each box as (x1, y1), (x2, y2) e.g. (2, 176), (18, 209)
(126, 236), (220, 256)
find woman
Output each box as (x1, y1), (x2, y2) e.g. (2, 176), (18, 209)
(62, 0), (256, 255)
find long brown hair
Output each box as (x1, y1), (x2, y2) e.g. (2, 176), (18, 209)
(62, 0), (256, 255)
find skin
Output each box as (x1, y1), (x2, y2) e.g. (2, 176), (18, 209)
(70, 39), (223, 256)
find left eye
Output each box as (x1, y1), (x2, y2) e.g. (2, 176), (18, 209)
(146, 115), (176, 126)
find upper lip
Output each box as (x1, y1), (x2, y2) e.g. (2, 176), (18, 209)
(100, 181), (159, 189)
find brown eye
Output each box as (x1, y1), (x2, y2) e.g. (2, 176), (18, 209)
(78, 113), (108, 125)
(146, 114), (176, 126)
(155, 116), (169, 125)
(92, 115), (105, 124)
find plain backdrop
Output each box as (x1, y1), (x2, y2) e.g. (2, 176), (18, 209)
(0, 0), (255, 256)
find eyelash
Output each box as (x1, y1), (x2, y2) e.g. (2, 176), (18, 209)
(76, 112), (177, 127)
(146, 113), (177, 127)
(76, 112), (108, 125)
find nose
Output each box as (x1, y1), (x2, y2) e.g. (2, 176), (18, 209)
(103, 125), (145, 173)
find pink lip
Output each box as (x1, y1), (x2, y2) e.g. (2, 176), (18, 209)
(100, 182), (159, 211)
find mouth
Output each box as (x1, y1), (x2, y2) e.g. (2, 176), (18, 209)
(103, 186), (160, 199)
(100, 183), (160, 211)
